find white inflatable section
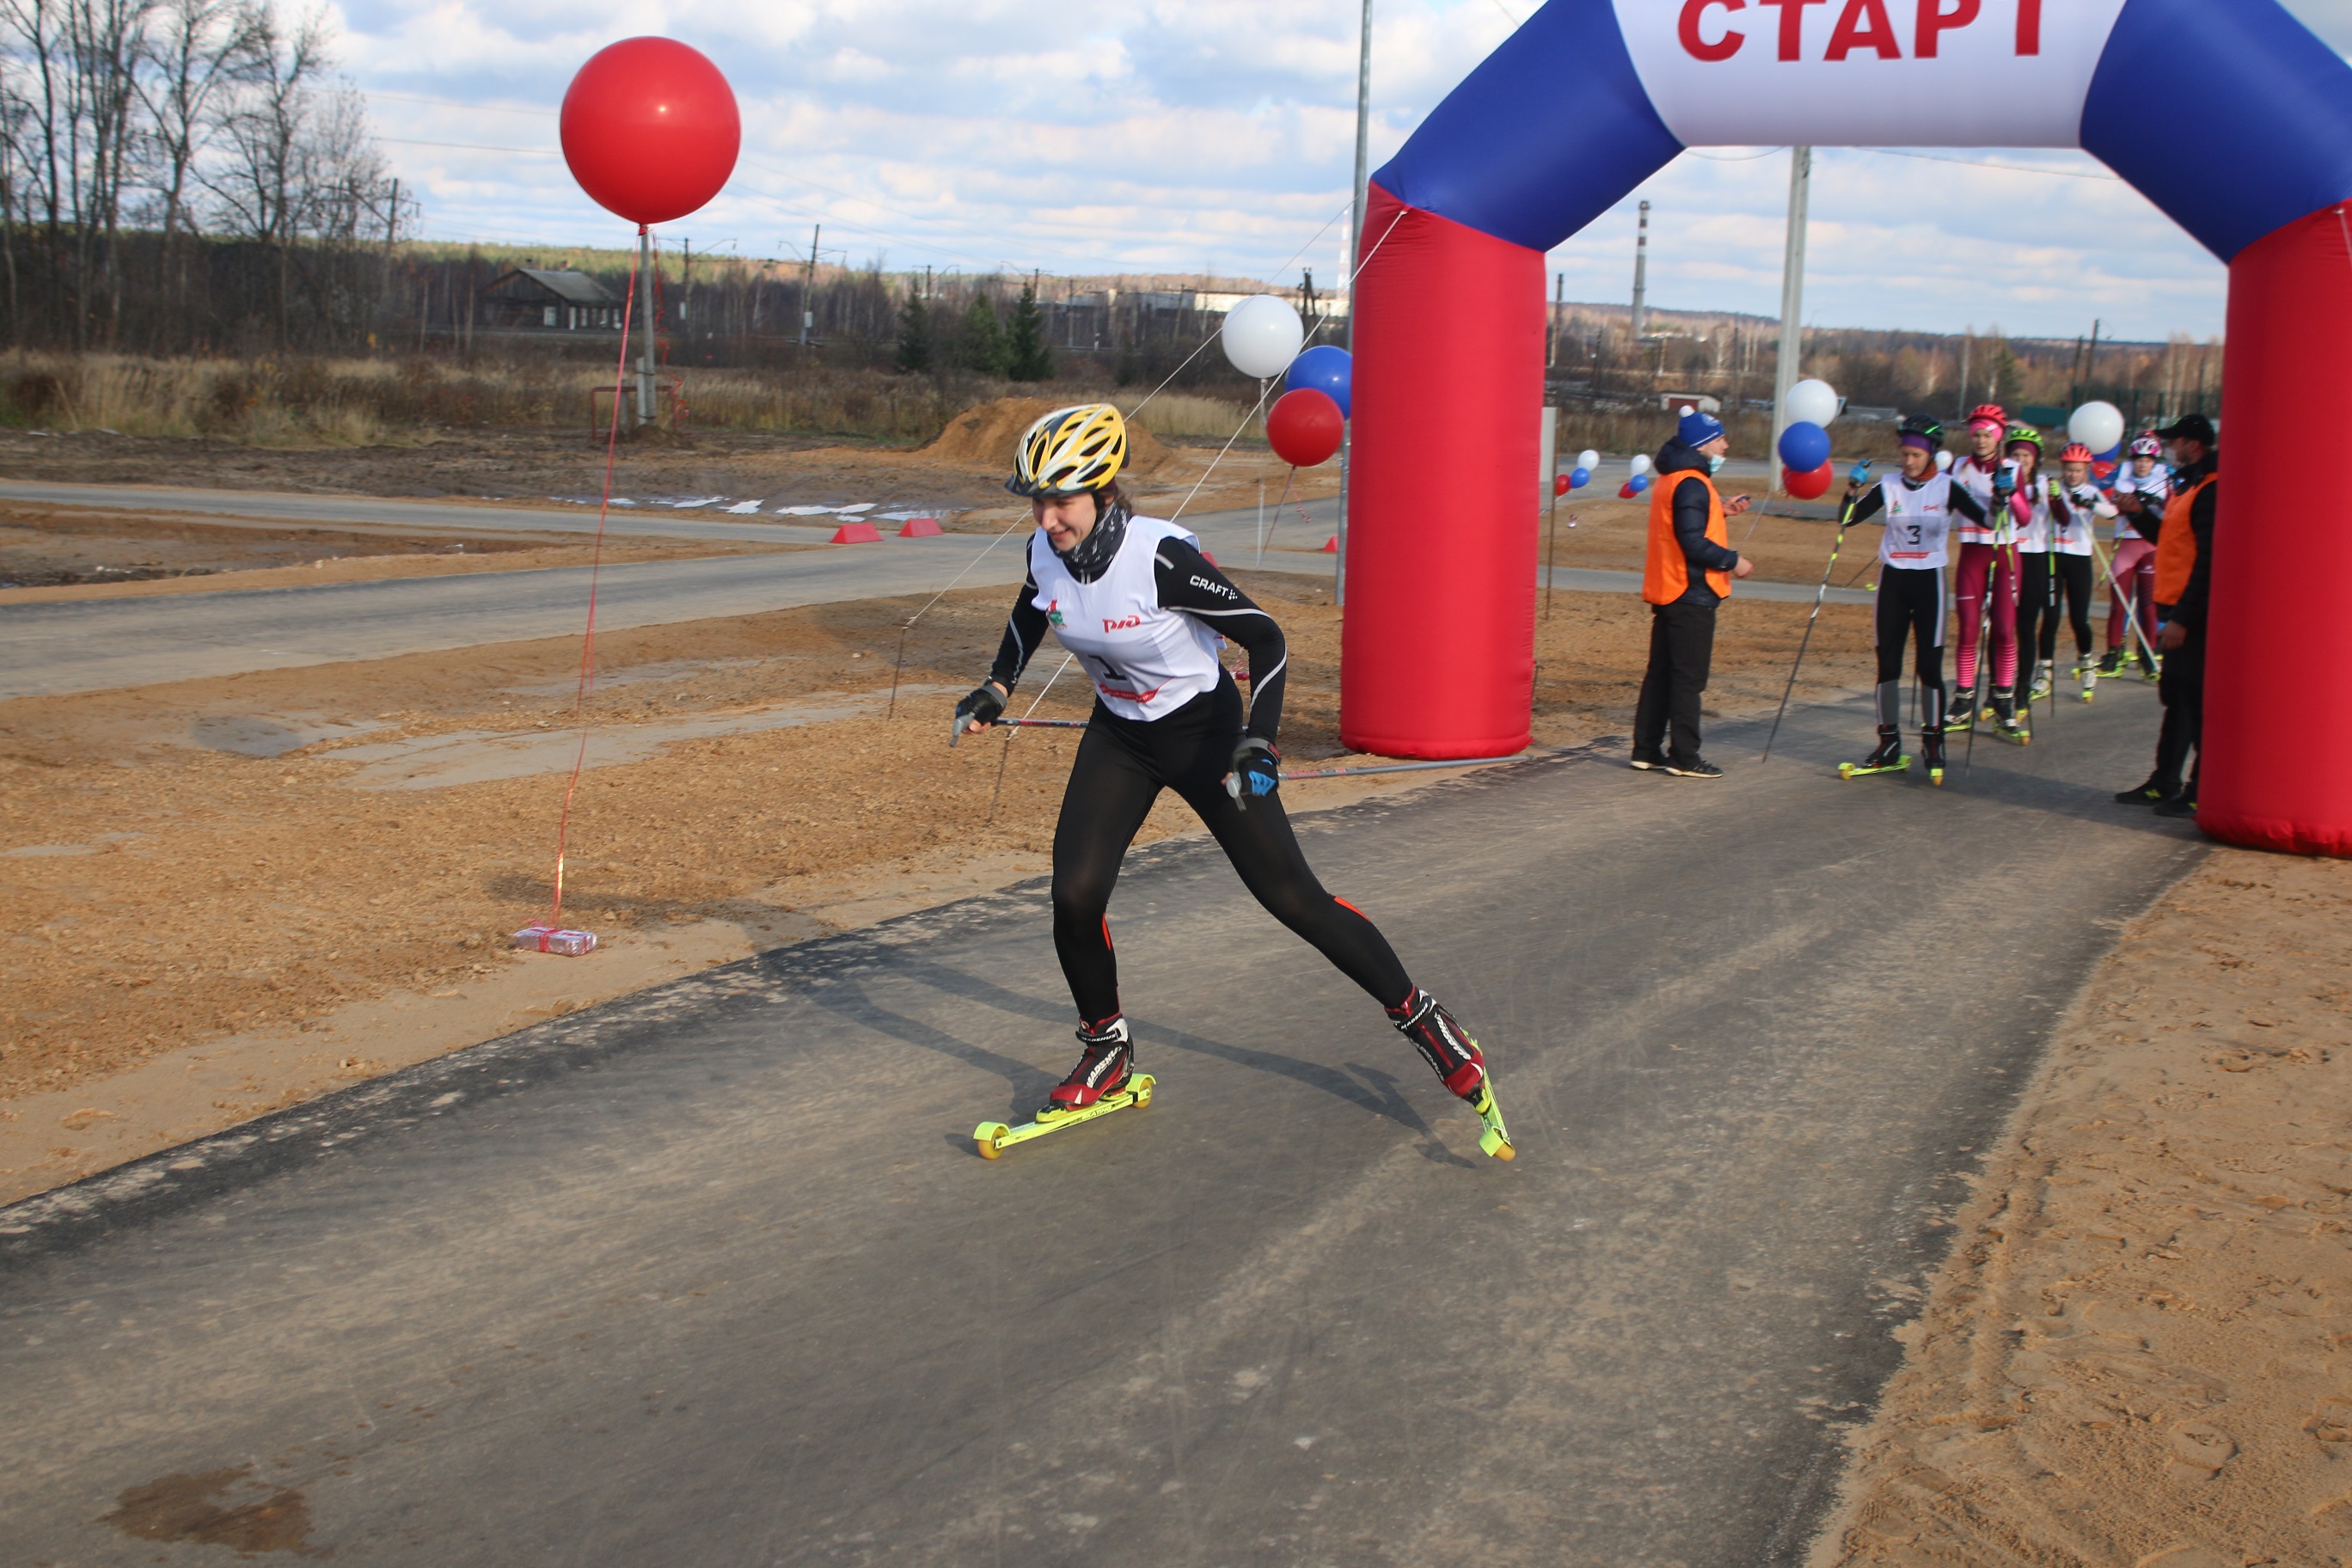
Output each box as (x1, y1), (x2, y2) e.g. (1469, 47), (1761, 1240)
(1615, 0), (2129, 149)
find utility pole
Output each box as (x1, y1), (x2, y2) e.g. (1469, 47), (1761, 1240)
(2084, 318), (2101, 406)
(380, 177), (399, 349)
(799, 224), (819, 346)
(681, 237), (691, 336)
(1549, 272), (1563, 369)
(635, 226), (655, 426)
(1771, 147), (1811, 463)
(1337, 0), (1372, 606)
(1957, 326), (1972, 420)
(1630, 199), (1650, 341)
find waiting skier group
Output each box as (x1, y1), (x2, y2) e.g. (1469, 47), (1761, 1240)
(1638, 400), (2216, 807)
(1827, 403), (2169, 783)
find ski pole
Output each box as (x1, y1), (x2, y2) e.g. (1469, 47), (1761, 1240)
(1761, 460), (1871, 763)
(1965, 469), (2019, 776)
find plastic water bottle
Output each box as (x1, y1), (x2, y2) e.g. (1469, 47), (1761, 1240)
(512, 922), (597, 957)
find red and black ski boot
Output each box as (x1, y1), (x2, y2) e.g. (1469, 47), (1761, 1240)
(1045, 1014), (1134, 1113)
(1389, 987), (1514, 1159)
(1388, 987), (1485, 1098)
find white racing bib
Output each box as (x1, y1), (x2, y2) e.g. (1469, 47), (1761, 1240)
(1027, 515), (1224, 721)
(1950, 456), (2003, 544)
(1876, 474), (1956, 570)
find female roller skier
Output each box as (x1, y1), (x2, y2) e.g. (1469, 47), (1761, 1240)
(1834, 413), (1989, 784)
(2026, 442), (2109, 705)
(2102, 433), (2168, 678)
(950, 403), (1512, 1158)
(1946, 405), (2020, 735)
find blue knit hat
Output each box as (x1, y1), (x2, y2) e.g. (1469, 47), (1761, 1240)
(1677, 404), (1725, 448)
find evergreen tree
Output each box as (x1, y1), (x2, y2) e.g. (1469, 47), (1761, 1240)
(1007, 281), (1055, 382)
(895, 289), (933, 373)
(961, 293), (1009, 376)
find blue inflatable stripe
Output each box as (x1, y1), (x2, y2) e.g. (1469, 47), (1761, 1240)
(1371, 0), (1681, 253)
(2085, 0), (2352, 261)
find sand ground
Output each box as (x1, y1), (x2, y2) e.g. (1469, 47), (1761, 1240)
(1811, 851), (2352, 1567)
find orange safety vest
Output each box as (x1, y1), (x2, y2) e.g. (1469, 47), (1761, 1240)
(2154, 469), (2217, 606)
(1644, 469), (1731, 605)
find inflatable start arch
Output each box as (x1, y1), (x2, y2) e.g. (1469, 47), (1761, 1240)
(1344, 0), (2352, 855)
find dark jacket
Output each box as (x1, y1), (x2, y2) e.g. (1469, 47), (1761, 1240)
(1655, 438), (1742, 605)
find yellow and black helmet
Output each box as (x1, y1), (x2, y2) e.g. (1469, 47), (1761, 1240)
(1008, 403), (1126, 498)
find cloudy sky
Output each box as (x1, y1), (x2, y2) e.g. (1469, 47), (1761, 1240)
(339, 0), (2352, 340)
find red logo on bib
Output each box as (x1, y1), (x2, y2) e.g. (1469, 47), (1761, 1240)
(1102, 615), (1142, 631)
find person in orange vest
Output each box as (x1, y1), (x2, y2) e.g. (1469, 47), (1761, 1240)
(2115, 413), (2218, 817)
(1632, 404), (1755, 777)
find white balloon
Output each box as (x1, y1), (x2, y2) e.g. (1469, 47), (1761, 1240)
(1629, 454), (1652, 476)
(1785, 378), (1841, 427)
(1935, 450), (1954, 472)
(1577, 448), (1600, 471)
(1221, 295), (1304, 380)
(2067, 400), (2126, 454)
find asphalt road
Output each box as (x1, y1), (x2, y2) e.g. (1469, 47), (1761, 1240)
(0, 687), (2202, 1565)
(1, 487), (1869, 699)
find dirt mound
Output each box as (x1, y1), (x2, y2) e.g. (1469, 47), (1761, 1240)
(920, 398), (1173, 480)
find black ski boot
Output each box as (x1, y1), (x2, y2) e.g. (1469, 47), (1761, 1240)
(1920, 728), (1947, 786)
(1839, 727), (1908, 780)
(1991, 688), (2030, 744)
(2098, 648), (2125, 677)
(1044, 1014), (1134, 1113)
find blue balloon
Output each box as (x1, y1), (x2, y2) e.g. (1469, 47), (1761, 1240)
(1283, 345), (1352, 420)
(1629, 473), (1650, 493)
(1777, 420), (1831, 473)
(1569, 466), (1590, 489)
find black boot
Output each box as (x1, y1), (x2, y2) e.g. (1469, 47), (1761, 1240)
(1840, 727), (1907, 779)
(2114, 775), (2175, 805)
(1920, 728), (1946, 784)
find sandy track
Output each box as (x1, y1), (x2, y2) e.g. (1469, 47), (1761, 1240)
(1813, 851), (2352, 1566)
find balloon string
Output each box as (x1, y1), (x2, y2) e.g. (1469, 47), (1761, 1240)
(546, 230), (641, 927)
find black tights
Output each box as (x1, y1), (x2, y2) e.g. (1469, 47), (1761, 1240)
(2018, 552), (2094, 693)
(1873, 564), (1946, 730)
(1050, 680), (1412, 1023)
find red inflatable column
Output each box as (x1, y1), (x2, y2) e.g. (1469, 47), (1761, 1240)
(2201, 206), (2352, 856)
(1339, 186), (1545, 758)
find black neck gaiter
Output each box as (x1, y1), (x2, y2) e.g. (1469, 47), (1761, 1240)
(1055, 495), (1131, 584)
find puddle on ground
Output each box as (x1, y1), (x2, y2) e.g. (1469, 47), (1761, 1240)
(328, 686), (954, 790)
(104, 1465), (320, 1556)
(191, 714), (389, 757)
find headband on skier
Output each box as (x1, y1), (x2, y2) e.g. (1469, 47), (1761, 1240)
(1896, 413), (1943, 453)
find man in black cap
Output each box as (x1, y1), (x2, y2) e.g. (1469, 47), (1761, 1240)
(2115, 413), (2217, 818)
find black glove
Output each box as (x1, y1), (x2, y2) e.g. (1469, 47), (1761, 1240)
(950, 683), (1005, 746)
(1222, 737), (1280, 808)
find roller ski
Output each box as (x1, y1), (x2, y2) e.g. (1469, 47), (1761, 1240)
(1839, 729), (1909, 780)
(2075, 657), (2098, 703)
(1989, 689), (2030, 745)
(1921, 728), (1946, 786)
(973, 1016), (1155, 1159)
(1392, 986), (1513, 1160)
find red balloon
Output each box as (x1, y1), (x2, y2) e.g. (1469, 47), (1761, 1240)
(1553, 472), (1571, 497)
(1266, 388), (1344, 468)
(561, 39), (741, 227)
(1784, 462), (1834, 500)
(1618, 481), (1639, 499)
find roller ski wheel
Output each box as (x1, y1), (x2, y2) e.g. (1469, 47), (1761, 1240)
(1467, 1080), (1514, 1161)
(974, 1074), (1156, 1159)
(1920, 732), (1946, 786)
(1993, 723), (2030, 746)
(2075, 661), (2098, 703)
